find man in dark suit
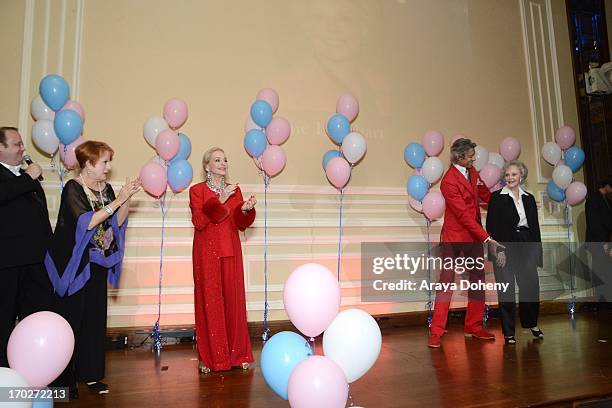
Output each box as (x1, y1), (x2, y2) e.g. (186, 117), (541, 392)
(585, 177), (612, 303)
(0, 126), (53, 367)
(428, 138), (503, 348)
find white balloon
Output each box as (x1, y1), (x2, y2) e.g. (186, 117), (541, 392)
(323, 308), (382, 383)
(421, 156), (444, 184)
(143, 116), (169, 147)
(31, 95), (54, 121)
(341, 132), (367, 164)
(552, 164), (573, 189)
(32, 119), (59, 156)
(244, 116), (260, 133)
(541, 142), (562, 165)
(0, 367), (30, 408)
(488, 152), (505, 169)
(408, 195), (423, 213)
(473, 145), (489, 171)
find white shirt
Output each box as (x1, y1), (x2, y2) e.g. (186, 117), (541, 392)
(499, 185), (529, 227)
(0, 161), (22, 176)
(453, 163), (469, 180)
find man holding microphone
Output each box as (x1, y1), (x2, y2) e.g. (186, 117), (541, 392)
(0, 126), (53, 366)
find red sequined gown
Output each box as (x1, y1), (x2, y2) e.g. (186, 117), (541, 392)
(189, 183), (255, 370)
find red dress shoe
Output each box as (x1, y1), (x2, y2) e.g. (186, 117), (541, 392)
(465, 329), (495, 340)
(428, 334), (441, 348)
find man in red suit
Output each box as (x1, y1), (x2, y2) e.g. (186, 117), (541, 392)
(428, 138), (503, 348)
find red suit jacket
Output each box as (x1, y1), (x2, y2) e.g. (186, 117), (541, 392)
(440, 165), (491, 243)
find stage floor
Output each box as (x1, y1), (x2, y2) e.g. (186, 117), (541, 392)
(68, 312), (612, 407)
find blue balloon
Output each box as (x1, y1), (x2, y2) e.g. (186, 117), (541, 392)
(261, 331), (312, 400)
(33, 399), (53, 408)
(39, 74), (69, 112)
(250, 100), (273, 128)
(244, 129), (267, 158)
(326, 114), (350, 145)
(53, 109), (83, 145)
(564, 146), (585, 172)
(167, 159), (193, 193)
(322, 149), (342, 170)
(170, 133), (192, 164)
(546, 180), (566, 202)
(404, 143), (426, 168)
(407, 175), (429, 201)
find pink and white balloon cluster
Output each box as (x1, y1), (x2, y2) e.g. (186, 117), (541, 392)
(542, 126), (587, 205)
(472, 136), (521, 192)
(261, 263), (381, 408)
(323, 94), (366, 190)
(140, 98), (194, 197)
(31, 74), (86, 168)
(244, 88), (290, 177)
(404, 131), (446, 221)
(0, 311), (74, 392)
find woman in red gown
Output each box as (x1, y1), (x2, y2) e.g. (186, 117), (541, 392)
(189, 147), (257, 373)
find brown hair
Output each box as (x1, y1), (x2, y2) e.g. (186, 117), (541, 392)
(75, 141), (114, 169)
(0, 127), (18, 147)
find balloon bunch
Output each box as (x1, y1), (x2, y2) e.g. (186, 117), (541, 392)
(140, 98), (193, 197)
(542, 126), (586, 205)
(0, 311), (74, 404)
(322, 94), (365, 189)
(261, 263), (381, 408)
(244, 88), (290, 177)
(244, 88), (291, 341)
(472, 137), (522, 192)
(31, 74), (86, 177)
(404, 131), (446, 221)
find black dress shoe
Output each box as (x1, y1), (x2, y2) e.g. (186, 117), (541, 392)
(87, 381), (109, 394)
(504, 336), (517, 345)
(530, 328), (544, 339)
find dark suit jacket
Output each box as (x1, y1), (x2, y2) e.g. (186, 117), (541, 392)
(585, 191), (612, 242)
(486, 189), (542, 267)
(0, 164), (52, 269)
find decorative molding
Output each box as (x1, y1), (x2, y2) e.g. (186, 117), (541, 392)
(17, 0), (35, 145)
(519, 0), (565, 184)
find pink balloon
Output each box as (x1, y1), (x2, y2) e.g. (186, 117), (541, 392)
(555, 126), (576, 150)
(265, 117), (291, 145)
(479, 164), (501, 188)
(261, 145), (287, 177)
(140, 161), (167, 197)
(163, 98), (188, 129)
(325, 157), (351, 189)
(499, 137), (521, 161)
(556, 158), (566, 168)
(489, 180), (504, 192)
(288, 356), (349, 408)
(60, 100), (85, 121)
(422, 191), (446, 220)
(336, 94), (359, 122)
(155, 129), (180, 160)
(7, 311), (74, 387)
(408, 195), (423, 213)
(283, 263), (341, 338)
(256, 88), (279, 113)
(59, 136), (86, 169)
(422, 130), (444, 156)
(566, 181), (587, 205)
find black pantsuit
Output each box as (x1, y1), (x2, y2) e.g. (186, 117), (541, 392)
(486, 189), (542, 337)
(0, 166), (52, 367)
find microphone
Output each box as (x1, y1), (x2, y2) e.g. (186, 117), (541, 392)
(23, 155), (44, 181)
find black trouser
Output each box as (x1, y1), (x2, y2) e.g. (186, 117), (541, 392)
(53, 264), (108, 386)
(0, 263), (55, 367)
(493, 230), (540, 337)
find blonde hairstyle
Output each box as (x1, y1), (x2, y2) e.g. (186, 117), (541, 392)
(202, 147), (229, 181)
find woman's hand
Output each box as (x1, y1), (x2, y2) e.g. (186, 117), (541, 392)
(495, 251), (506, 268)
(219, 184), (238, 203)
(117, 177), (141, 204)
(241, 195), (257, 212)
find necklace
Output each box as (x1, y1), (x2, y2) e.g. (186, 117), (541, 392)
(206, 175), (226, 196)
(80, 174), (105, 210)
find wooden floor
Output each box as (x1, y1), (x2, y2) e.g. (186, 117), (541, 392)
(67, 312), (612, 408)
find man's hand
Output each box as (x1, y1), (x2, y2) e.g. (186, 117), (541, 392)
(24, 163), (42, 180)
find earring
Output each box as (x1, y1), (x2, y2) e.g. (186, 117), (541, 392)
(206, 170), (212, 182)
